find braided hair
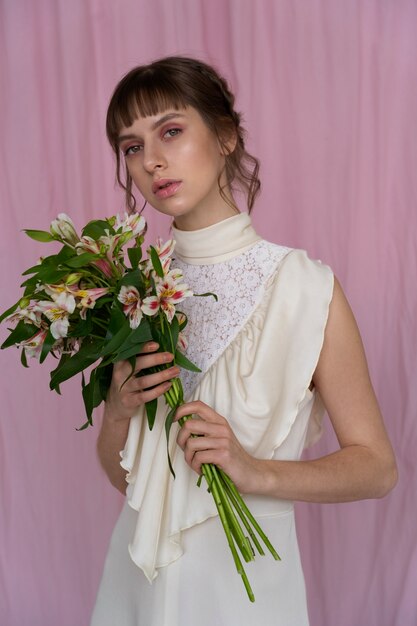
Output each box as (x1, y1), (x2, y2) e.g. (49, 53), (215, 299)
(106, 56), (260, 213)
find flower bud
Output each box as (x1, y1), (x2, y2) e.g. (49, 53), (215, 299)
(19, 297), (30, 309)
(65, 273), (82, 286)
(50, 214), (80, 245)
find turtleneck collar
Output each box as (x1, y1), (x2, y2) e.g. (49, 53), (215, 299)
(172, 213), (261, 265)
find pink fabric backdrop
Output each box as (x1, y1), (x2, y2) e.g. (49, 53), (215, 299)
(1, 1), (416, 624)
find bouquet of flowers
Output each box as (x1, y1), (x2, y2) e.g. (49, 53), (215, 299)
(0, 212), (280, 601)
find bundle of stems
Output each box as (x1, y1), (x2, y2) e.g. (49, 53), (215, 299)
(163, 376), (281, 602)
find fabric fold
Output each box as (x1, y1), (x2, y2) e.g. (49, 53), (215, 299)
(120, 248), (334, 582)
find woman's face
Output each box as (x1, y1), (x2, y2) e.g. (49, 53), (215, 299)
(117, 106), (237, 230)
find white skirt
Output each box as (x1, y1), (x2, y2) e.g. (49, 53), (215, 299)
(90, 500), (309, 626)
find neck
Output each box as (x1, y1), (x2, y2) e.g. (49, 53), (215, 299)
(174, 191), (239, 231)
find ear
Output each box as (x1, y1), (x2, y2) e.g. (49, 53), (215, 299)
(219, 128), (238, 156)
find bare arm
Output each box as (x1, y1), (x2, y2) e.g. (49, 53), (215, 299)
(175, 278), (398, 503)
(97, 341), (180, 494)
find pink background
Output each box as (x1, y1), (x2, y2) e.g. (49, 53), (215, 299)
(1, 1), (416, 624)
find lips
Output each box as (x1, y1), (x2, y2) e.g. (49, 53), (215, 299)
(152, 179), (181, 194)
(152, 179), (182, 199)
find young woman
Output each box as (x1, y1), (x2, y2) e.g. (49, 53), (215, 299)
(91, 56), (397, 626)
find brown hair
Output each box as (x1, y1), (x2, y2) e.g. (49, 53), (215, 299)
(106, 56), (260, 213)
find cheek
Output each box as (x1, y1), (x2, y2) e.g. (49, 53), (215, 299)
(176, 135), (222, 170)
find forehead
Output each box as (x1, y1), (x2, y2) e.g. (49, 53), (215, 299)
(117, 107), (203, 138)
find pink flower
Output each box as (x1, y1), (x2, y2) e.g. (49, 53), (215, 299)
(118, 285), (143, 329)
(6, 303), (42, 327)
(75, 236), (114, 278)
(142, 274), (193, 323)
(18, 329), (48, 360)
(73, 287), (109, 319)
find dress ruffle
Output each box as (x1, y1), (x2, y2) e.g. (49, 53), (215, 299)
(120, 249), (334, 582)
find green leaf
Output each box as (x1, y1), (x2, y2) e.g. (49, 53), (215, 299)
(81, 367), (104, 424)
(99, 318), (131, 358)
(112, 322), (153, 362)
(149, 246), (164, 278)
(145, 398), (158, 430)
(49, 338), (102, 390)
(68, 314), (93, 338)
(113, 341), (145, 363)
(21, 264), (44, 276)
(22, 268), (69, 287)
(169, 315), (179, 352)
(127, 246), (142, 269)
(174, 350), (201, 372)
(76, 420), (91, 431)
(118, 268), (144, 291)
(0, 301), (19, 324)
(24, 229), (56, 242)
(105, 305), (126, 340)
(96, 364), (113, 401)
(1, 321), (39, 349)
(82, 219), (113, 239)
(165, 405), (178, 478)
(64, 252), (100, 268)
(21, 348), (28, 368)
(39, 329), (56, 364)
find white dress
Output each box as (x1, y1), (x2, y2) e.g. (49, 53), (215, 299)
(90, 213), (334, 626)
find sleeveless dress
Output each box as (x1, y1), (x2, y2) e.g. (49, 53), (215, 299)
(90, 213), (334, 626)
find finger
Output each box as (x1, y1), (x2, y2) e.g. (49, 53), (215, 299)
(183, 436), (229, 466)
(140, 341), (160, 353)
(174, 400), (225, 424)
(176, 420), (228, 449)
(134, 351), (174, 374)
(188, 448), (231, 475)
(128, 380), (174, 405)
(134, 365), (180, 391)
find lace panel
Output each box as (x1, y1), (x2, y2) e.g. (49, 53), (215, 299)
(174, 241), (292, 399)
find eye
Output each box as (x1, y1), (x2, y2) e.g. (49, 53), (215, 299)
(123, 144), (143, 156)
(163, 127), (182, 139)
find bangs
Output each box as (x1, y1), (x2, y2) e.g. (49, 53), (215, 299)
(106, 73), (190, 145)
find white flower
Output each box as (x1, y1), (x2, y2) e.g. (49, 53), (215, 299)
(118, 285), (143, 329)
(35, 292), (76, 339)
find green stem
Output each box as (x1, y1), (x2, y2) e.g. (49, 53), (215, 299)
(219, 469), (281, 561)
(209, 466), (253, 563)
(202, 465), (255, 602)
(218, 473), (265, 557)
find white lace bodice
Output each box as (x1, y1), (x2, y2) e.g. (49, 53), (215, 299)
(174, 240), (291, 398)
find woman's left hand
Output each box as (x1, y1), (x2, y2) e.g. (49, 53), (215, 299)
(174, 400), (263, 494)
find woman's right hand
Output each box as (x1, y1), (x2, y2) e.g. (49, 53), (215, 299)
(104, 341), (180, 423)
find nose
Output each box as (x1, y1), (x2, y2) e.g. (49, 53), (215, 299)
(143, 141), (166, 173)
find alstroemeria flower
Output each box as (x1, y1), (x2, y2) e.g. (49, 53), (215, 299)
(115, 213), (146, 238)
(154, 238), (175, 260)
(50, 214), (80, 246)
(35, 292), (76, 339)
(17, 329), (48, 360)
(142, 274), (193, 323)
(6, 303), (42, 327)
(74, 287), (109, 319)
(118, 285), (143, 329)
(75, 236), (114, 278)
(142, 239), (176, 279)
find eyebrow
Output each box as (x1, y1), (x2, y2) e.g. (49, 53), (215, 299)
(117, 112), (186, 144)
